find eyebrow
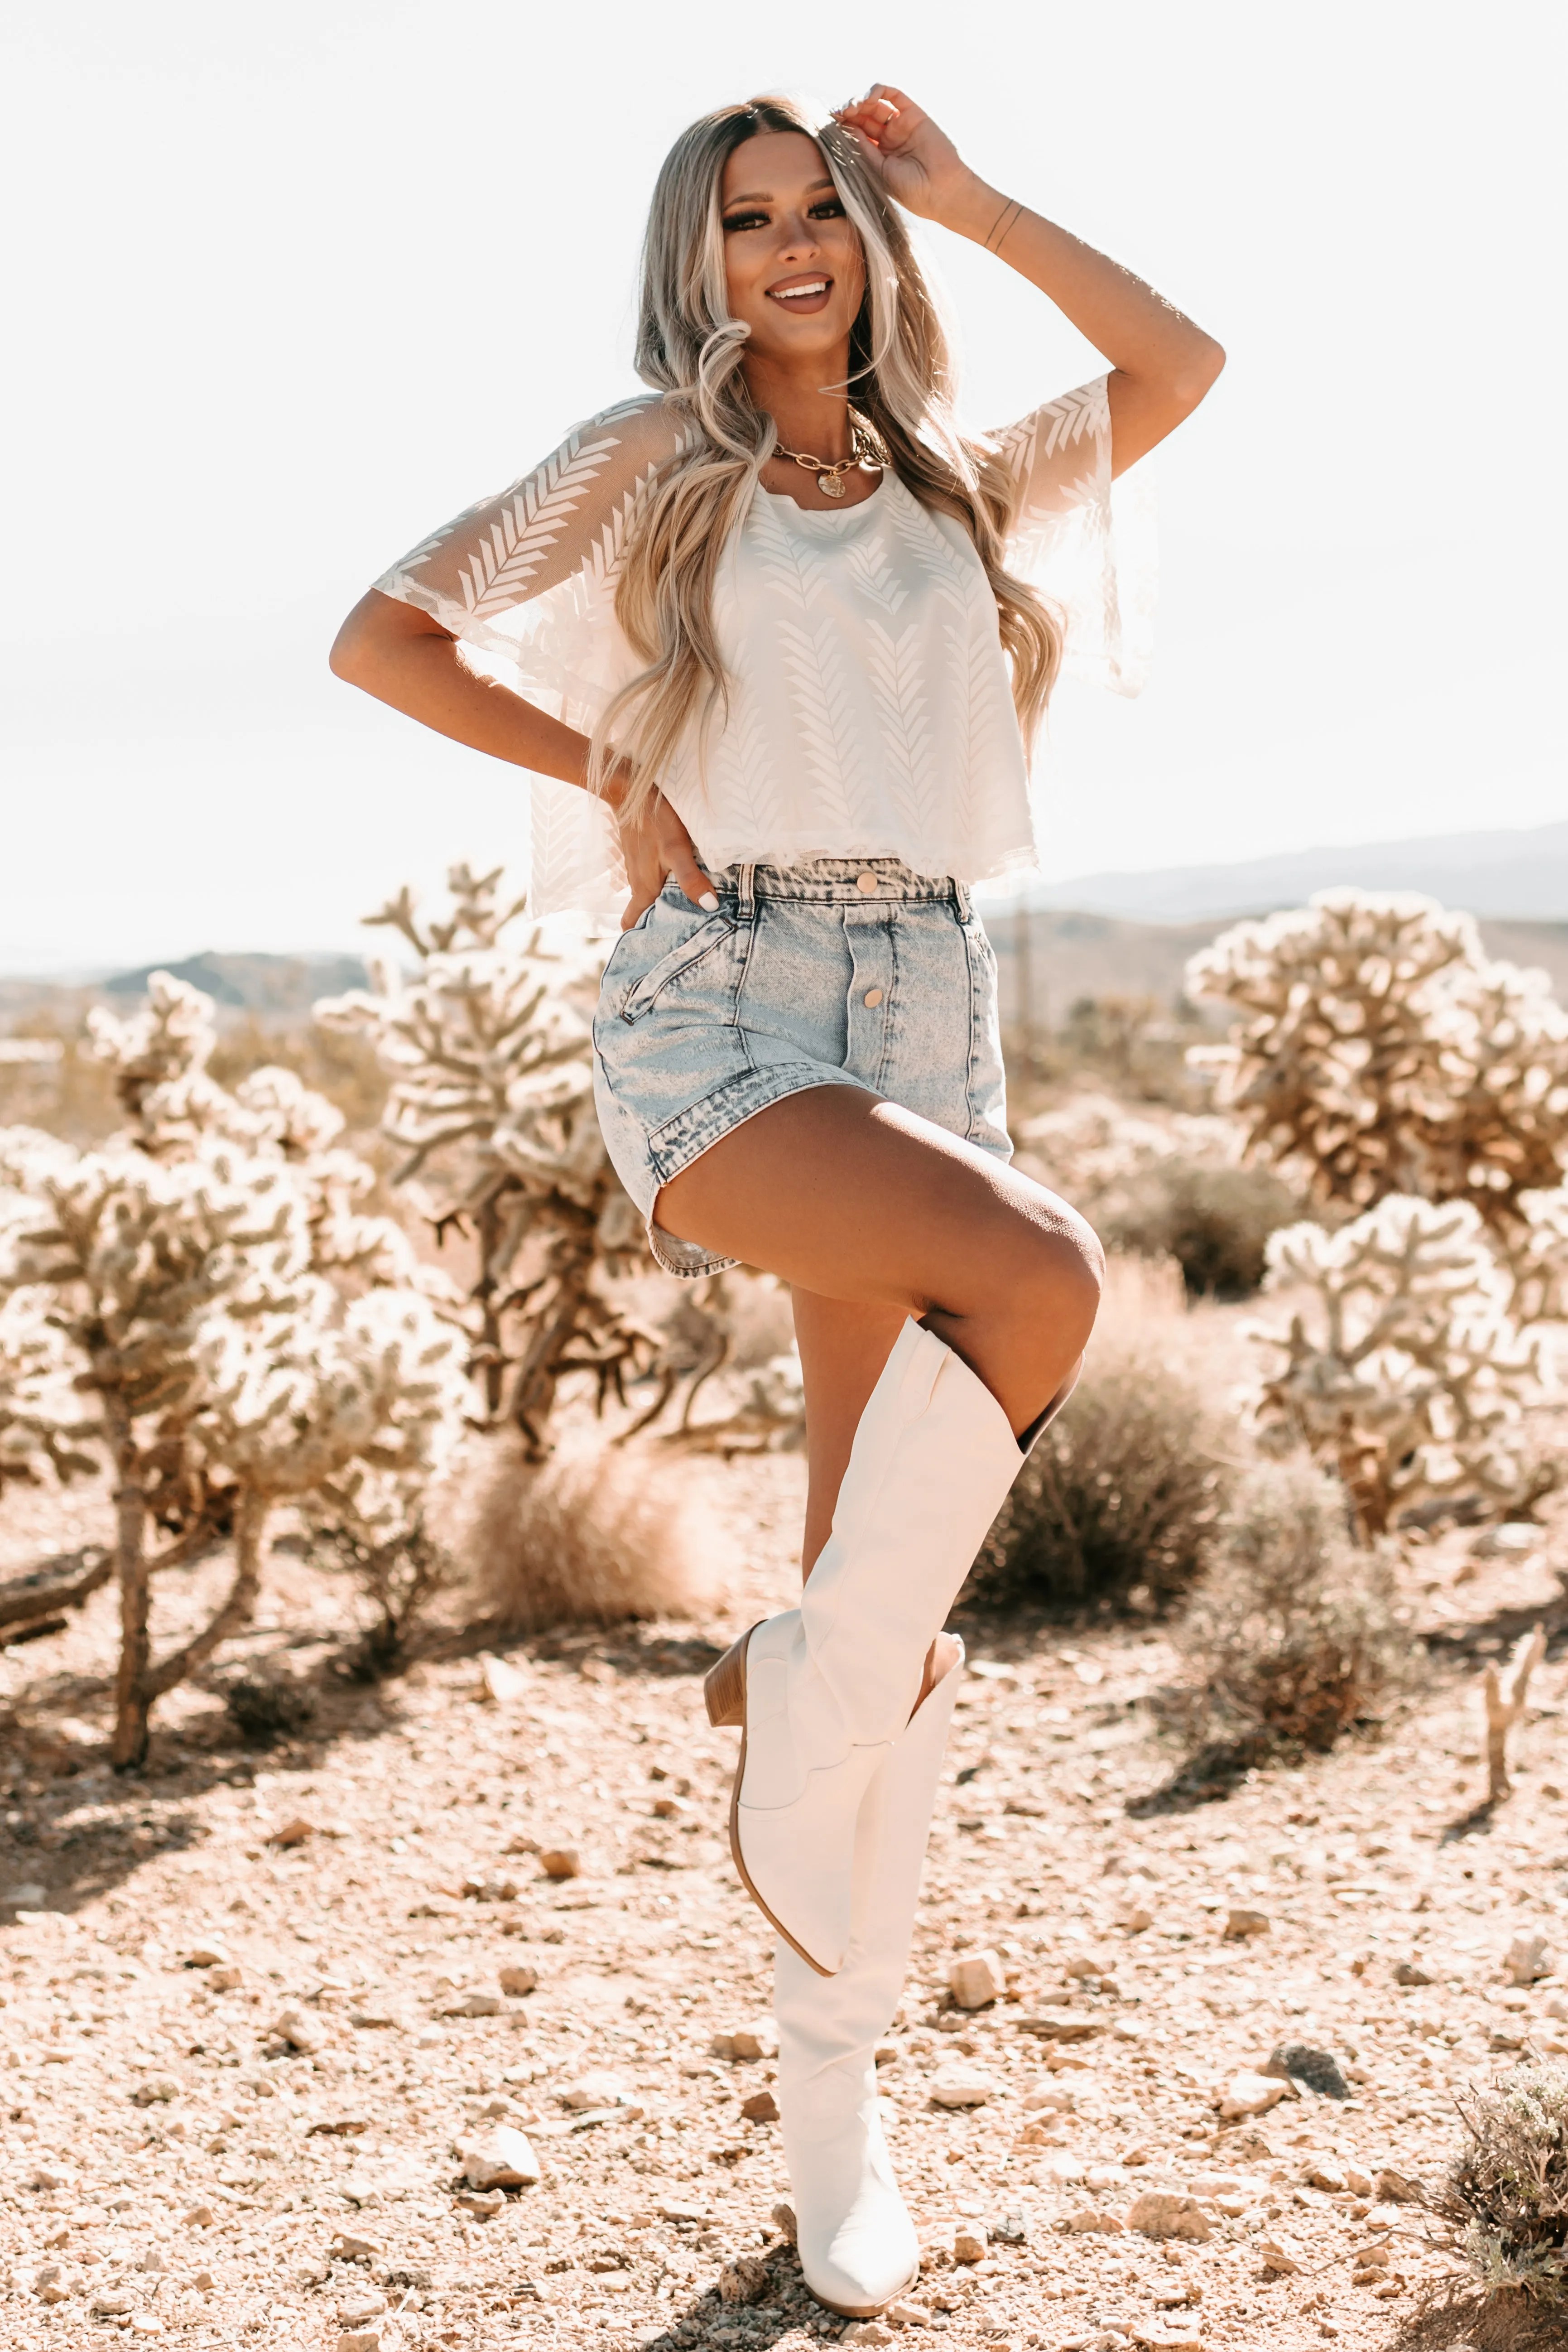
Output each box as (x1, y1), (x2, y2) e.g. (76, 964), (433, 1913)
(722, 177), (838, 206)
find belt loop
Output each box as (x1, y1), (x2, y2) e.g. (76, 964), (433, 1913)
(952, 876), (971, 921)
(737, 863), (756, 922)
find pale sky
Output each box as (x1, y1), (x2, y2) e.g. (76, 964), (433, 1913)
(3, 1), (1563, 969)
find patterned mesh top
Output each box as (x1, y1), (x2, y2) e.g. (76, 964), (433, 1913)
(371, 376), (1153, 916)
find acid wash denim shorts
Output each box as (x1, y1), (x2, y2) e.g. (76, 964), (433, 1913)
(591, 857), (1011, 1280)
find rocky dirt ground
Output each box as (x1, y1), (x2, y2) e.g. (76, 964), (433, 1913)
(0, 1436), (1566, 2352)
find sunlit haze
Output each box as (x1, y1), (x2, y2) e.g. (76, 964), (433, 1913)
(3, 1), (1563, 968)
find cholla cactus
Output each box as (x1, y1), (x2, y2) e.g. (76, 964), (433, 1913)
(0, 976), (469, 1764)
(317, 864), (665, 1453)
(1188, 891), (1568, 1236)
(1249, 1195), (1553, 1535)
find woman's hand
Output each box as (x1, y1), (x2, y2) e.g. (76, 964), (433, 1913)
(831, 87), (980, 229)
(609, 779), (716, 930)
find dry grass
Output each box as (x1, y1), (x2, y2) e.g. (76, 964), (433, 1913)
(966, 1256), (1235, 1615)
(1169, 1452), (1410, 1755)
(443, 1428), (726, 1634)
(1432, 2061), (1568, 2308)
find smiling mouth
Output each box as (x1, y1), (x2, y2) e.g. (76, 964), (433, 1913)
(767, 277), (832, 309)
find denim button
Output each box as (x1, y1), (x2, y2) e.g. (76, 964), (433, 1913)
(856, 871), (878, 894)
(863, 988), (884, 1007)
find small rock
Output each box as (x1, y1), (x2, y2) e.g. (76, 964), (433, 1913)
(349, 2007), (401, 2030)
(93, 2293), (136, 2316)
(1505, 1931), (1555, 1986)
(948, 1948), (1005, 2010)
(478, 1651), (529, 1704)
(267, 1816), (314, 1849)
(1224, 1908), (1270, 1941)
(438, 1991), (504, 2018)
(771, 2200), (798, 2243)
(1017, 2011), (1101, 2043)
(183, 2206), (216, 2228)
(538, 1846), (581, 1880)
(183, 1942), (233, 1969)
(712, 2020), (780, 2062)
(1133, 2326), (1203, 2351)
(455, 2188), (505, 2220)
(131, 2074), (181, 2106)
(337, 2297), (387, 2327)
(269, 2005), (324, 2055)
(462, 1874), (521, 1903)
(498, 1965), (539, 1998)
(841, 2326), (895, 2347)
(1217, 2071), (1289, 2119)
(336, 2333), (384, 2352)
(719, 2253), (771, 2304)
(931, 2066), (994, 2108)
(1062, 2208), (1125, 2235)
(1064, 1952), (1115, 1980)
(991, 2212), (1028, 2243)
(329, 2232), (381, 2262)
(1263, 2042), (1350, 2100)
(207, 1965), (244, 1992)
(1258, 2237), (1303, 2276)
(952, 2227), (988, 2263)
(1127, 2192), (1213, 2244)
(652, 1796), (691, 1819)
(560, 2071), (627, 2110)
(462, 2125), (541, 2189)
(2, 1882), (47, 1909)
(1394, 1959), (1433, 1986)
(1373, 2168), (1424, 2205)
(741, 2090), (780, 2122)
(885, 2300), (931, 2327)
(1123, 1905), (1156, 1934)
(1301, 2158), (1348, 2193)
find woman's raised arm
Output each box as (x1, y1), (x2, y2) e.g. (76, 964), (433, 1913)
(833, 86), (1224, 474)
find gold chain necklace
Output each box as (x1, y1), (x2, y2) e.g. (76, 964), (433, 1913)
(770, 417), (883, 500)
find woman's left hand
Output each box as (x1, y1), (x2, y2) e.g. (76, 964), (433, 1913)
(831, 87), (976, 227)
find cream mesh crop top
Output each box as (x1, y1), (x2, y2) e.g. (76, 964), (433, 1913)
(372, 376), (1153, 915)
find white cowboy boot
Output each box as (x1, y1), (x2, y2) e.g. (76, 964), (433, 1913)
(774, 1637), (964, 2317)
(704, 1320), (1023, 1973)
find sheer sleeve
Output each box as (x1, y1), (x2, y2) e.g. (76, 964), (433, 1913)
(990, 373), (1155, 697)
(371, 396), (693, 918)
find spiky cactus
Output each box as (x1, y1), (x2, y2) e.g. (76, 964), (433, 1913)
(317, 865), (672, 1454)
(1188, 891), (1568, 1237)
(1249, 1195), (1553, 1536)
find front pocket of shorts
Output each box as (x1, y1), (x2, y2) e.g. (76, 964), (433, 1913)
(616, 912), (737, 1024)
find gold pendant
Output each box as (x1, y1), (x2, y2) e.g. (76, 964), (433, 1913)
(818, 471), (847, 498)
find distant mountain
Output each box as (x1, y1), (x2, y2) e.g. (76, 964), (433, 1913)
(1034, 820), (1568, 924)
(101, 950), (369, 1019)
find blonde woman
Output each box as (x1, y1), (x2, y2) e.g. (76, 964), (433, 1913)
(332, 86), (1221, 2317)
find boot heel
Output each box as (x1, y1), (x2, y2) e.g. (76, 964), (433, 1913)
(704, 1629), (751, 1728)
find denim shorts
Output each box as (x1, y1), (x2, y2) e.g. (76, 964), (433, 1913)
(591, 857), (1011, 1279)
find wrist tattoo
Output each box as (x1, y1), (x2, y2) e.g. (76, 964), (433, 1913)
(985, 197), (1023, 254)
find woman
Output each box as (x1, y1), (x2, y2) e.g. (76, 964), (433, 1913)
(332, 86), (1221, 2317)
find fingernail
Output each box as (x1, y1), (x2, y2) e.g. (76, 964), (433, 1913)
(698, 891), (719, 912)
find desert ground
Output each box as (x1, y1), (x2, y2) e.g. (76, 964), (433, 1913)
(0, 1374), (1565, 2352)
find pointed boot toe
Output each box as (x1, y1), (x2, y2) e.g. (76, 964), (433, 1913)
(796, 2110), (920, 2316)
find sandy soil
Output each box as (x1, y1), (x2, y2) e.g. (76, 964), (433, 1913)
(0, 1440), (1565, 2352)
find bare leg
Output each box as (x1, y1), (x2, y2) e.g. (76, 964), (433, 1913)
(659, 1085), (1101, 1441)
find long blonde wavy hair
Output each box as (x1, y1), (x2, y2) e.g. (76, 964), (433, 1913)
(589, 95), (1063, 821)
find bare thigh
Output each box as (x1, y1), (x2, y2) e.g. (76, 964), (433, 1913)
(657, 1086), (1102, 1447)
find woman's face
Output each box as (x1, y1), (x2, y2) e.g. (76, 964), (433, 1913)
(719, 130), (866, 373)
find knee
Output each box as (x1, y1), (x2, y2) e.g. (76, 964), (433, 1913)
(1011, 1207), (1104, 1362)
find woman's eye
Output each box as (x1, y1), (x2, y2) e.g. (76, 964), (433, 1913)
(809, 200), (846, 220)
(722, 211), (769, 233)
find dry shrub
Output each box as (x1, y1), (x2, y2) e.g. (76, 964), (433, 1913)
(449, 1431), (725, 1633)
(1100, 1157), (1301, 1298)
(1433, 2063), (1568, 2308)
(1170, 1455), (1409, 1755)
(966, 1258), (1231, 1615)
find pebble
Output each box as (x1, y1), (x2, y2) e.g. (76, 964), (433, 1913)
(267, 1816), (314, 1848)
(952, 2227), (988, 2263)
(1126, 2193), (1212, 2245)
(1018, 2011), (1100, 2044)
(931, 2065), (994, 2108)
(336, 2333), (385, 2352)
(885, 2299), (932, 2325)
(1373, 2168), (1424, 2205)
(1062, 2207), (1125, 2235)
(478, 1651), (529, 1703)
(712, 2021), (779, 2061)
(740, 2089), (780, 2122)
(183, 1942), (233, 1969)
(461, 2125), (541, 2188)
(841, 2325), (894, 2347)
(498, 1964), (539, 1997)
(1216, 2070), (1288, 2119)
(948, 1948), (1005, 2010)
(770, 2200), (798, 2243)
(439, 1991), (504, 2017)
(560, 2071), (628, 2110)
(1265, 2041), (1350, 2099)
(1258, 2238), (1303, 2276)
(1505, 1931), (1554, 1985)
(1223, 1908), (1270, 1940)
(1133, 2326), (1203, 2351)
(269, 2005), (325, 2054)
(1394, 1958), (1433, 1986)
(538, 1846), (581, 1880)
(130, 2075), (181, 2105)
(718, 2252), (770, 2304)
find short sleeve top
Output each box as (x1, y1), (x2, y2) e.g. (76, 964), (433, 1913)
(371, 377), (1153, 915)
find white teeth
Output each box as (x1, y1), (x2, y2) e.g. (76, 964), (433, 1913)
(772, 281), (828, 300)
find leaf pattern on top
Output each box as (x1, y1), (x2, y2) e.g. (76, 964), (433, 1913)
(366, 372), (1143, 916)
